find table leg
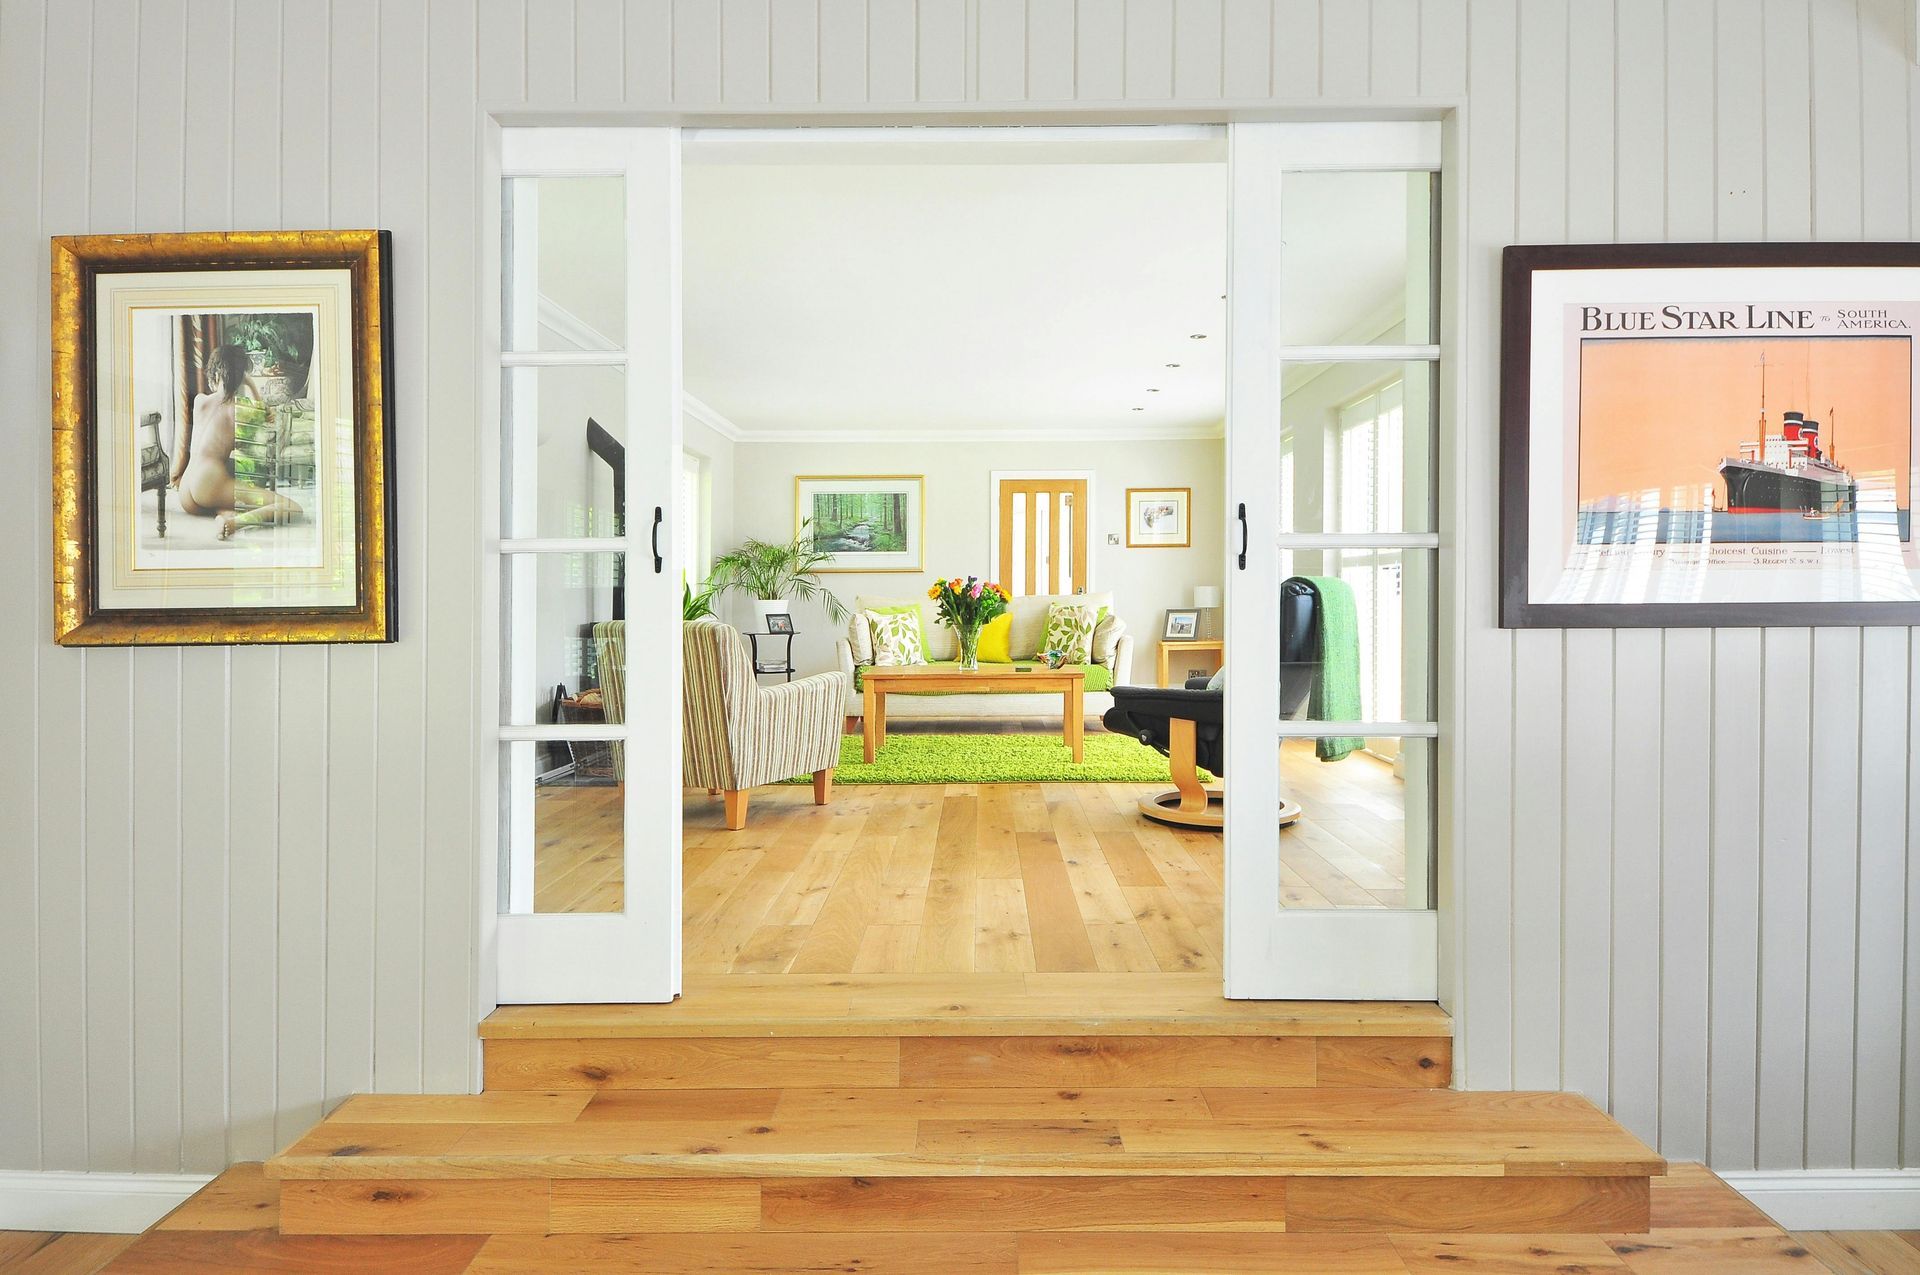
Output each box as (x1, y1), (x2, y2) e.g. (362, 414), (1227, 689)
(1066, 682), (1084, 762)
(863, 680), (877, 763)
(875, 692), (888, 752)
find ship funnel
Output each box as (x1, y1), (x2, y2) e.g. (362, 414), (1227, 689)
(1783, 411), (1805, 423)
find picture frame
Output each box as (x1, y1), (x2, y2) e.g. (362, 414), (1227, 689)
(797, 474), (925, 572)
(52, 229), (396, 645)
(1162, 609), (1200, 640)
(1126, 486), (1191, 548)
(1502, 242), (1920, 628)
(764, 612), (795, 634)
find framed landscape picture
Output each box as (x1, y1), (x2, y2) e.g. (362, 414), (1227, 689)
(1501, 242), (1920, 627)
(1126, 486), (1191, 548)
(52, 229), (395, 644)
(796, 474), (924, 572)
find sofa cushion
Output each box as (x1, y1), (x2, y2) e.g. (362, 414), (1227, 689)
(867, 609), (928, 666)
(1042, 602), (1099, 664)
(853, 660), (1112, 693)
(977, 613), (1014, 663)
(1092, 612), (1125, 665)
(853, 595), (944, 660)
(1005, 591), (1112, 659)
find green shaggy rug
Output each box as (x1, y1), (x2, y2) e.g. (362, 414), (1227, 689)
(780, 732), (1215, 785)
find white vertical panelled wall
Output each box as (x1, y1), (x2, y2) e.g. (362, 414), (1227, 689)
(0, 0), (1916, 1185)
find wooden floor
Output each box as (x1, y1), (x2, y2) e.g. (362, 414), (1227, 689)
(534, 731), (1408, 927)
(20, 1163), (1916, 1272)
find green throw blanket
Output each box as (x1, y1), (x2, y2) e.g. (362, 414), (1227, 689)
(1300, 576), (1363, 762)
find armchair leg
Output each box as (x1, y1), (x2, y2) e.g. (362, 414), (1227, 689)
(722, 789), (749, 830)
(812, 768), (834, 806)
(1138, 717), (1225, 831)
(844, 715), (860, 735)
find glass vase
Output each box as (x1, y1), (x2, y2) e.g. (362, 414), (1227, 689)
(956, 621), (982, 671)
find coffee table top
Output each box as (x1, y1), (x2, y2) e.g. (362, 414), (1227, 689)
(863, 664), (1084, 689)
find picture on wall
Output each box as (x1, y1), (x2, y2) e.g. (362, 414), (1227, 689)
(1501, 243), (1920, 627)
(796, 474), (924, 572)
(1126, 486), (1191, 548)
(52, 230), (396, 644)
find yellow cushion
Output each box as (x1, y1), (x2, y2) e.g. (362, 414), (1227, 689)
(976, 613), (1014, 663)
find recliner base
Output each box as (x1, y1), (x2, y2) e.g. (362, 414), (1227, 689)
(1136, 785), (1302, 831)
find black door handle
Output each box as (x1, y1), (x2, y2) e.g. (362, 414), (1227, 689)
(651, 506), (664, 574)
(1236, 503), (1248, 570)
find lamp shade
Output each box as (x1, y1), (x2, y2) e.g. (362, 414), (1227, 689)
(1192, 586), (1221, 609)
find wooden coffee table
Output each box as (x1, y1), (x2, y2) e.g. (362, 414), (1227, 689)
(861, 665), (1085, 764)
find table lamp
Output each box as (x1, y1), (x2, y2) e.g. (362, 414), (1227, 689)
(1192, 585), (1221, 639)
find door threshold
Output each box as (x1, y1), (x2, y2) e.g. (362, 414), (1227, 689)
(484, 972), (1449, 1040)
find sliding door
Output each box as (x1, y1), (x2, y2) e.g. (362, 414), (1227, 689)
(1223, 123), (1442, 999)
(490, 128), (684, 1002)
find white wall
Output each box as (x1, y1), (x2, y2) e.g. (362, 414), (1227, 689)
(727, 437), (1225, 678)
(3, 0), (1917, 1185)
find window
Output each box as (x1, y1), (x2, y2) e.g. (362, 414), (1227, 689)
(681, 450), (707, 586)
(1336, 380), (1406, 725)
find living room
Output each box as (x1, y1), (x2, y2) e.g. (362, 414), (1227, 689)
(516, 127), (1431, 982)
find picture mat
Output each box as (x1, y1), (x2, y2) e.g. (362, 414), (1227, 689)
(93, 268), (360, 612)
(1527, 266), (1920, 608)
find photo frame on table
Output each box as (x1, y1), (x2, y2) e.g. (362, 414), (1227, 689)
(764, 612), (795, 634)
(1126, 486), (1191, 548)
(52, 229), (396, 645)
(796, 474), (925, 572)
(1502, 242), (1920, 628)
(1162, 609), (1200, 640)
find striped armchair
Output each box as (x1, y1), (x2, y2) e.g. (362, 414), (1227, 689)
(683, 620), (847, 829)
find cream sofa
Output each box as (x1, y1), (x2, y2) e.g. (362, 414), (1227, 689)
(835, 592), (1134, 721)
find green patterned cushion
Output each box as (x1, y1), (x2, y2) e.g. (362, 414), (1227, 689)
(866, 609), (927, 666)
(1041, 602), (1097, 664)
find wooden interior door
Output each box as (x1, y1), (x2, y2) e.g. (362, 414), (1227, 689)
(995, 476), (1088, 595)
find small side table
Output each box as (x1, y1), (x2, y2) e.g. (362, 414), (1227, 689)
(1156, 638), (1225, 687)
(746, 631), (796, 681)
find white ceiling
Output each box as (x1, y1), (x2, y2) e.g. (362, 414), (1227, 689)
(541, 144), (1420, 440)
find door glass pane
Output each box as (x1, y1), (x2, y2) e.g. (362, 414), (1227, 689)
(502, 175), (626, 352)
(502, 551), (626, 725)
(1276, 548), (1434, 722)
(1279, 170), (1435, 346)
(1278, 736), (1432, 910)
(502, 365), (626, 539)
(503, 741), (623, 915)
(1279, 361), (1434, 533)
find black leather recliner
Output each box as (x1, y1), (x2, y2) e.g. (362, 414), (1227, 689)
(1101, 579), (1322, 828)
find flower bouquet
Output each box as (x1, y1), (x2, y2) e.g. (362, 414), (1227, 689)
(927, 575), (1010, 671)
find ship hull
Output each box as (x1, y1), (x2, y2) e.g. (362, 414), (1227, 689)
(1720, 460), (1855, 515)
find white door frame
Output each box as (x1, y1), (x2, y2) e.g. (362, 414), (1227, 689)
(1223, 121), (1444, 1000)
(474, 115), (1459, 1019)
(481, 126), (684, 1005)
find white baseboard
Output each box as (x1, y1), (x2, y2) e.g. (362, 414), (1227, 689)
(1720, 1168), (1920, 1230)
(0, 1170), (214, 1234)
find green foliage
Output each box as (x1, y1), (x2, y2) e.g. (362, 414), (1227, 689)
(707, 520), (849, 622)
(222, 313), (312, 373)
(682, 578), (717, 622)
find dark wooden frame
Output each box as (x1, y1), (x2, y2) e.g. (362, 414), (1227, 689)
(1501, 241), (1920, 628)
(52, 230), (396, 644)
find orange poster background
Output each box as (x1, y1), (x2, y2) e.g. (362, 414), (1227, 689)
(1577, 336), (1913, 509)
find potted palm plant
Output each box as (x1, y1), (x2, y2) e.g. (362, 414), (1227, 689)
(707, 520), (849, 630)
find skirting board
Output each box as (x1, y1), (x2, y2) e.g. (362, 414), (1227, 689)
(1721, 1168), (1920, 1230)
(0, 1170), (214, 1233)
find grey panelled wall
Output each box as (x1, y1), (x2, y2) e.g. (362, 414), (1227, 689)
(0, 0), (1914, 1181)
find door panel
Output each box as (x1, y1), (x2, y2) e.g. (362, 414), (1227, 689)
(996, 476), (1088, 595)
(494, 128), (683, 1003)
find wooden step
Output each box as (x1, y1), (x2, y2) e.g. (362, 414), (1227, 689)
(481, 973), (1454, 1039)
(264, 1088), (1663, 1237)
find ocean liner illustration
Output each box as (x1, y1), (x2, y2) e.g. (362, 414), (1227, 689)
(1718, 409), (1857, 517)
(1718, 348), (1859, 526)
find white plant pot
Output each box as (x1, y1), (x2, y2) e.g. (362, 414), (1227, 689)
(752, 598), (789, 632)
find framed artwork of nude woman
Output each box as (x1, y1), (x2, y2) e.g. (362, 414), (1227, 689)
(52, 230), (395, 644)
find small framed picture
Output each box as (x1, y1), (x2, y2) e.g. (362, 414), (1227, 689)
(765, 612), (795, 634)
(1126, 487), (1191, 548)
(1162, 609), (1200, 640)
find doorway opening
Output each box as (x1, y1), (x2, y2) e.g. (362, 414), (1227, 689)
(488, 123), (1444, 1007)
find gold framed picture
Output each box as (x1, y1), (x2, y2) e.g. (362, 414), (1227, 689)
(52, 230), (395, 645)
(1126, 486), (1191, 548)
